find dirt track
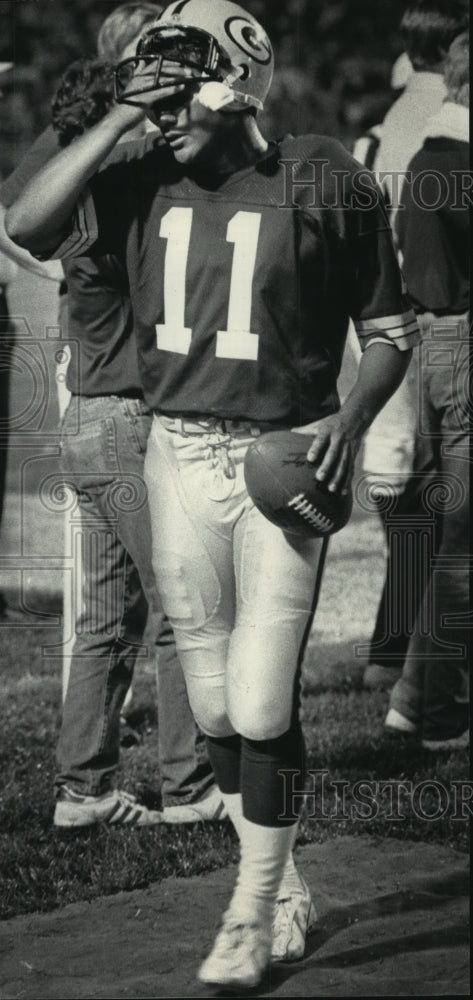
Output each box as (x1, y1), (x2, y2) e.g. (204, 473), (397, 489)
(0, 835), (469, 999)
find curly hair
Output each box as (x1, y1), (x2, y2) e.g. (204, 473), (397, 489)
(51, 59), (116, 147)
(444, 32), (469, 106)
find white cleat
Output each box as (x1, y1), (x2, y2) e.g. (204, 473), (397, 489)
(271, 874), (318, 963)
(198, 915), (272, 990)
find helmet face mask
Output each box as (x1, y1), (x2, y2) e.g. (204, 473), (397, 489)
(114, 25), (222, 103)
(114, 0), (273, 111)
(138, 25), (222, 73)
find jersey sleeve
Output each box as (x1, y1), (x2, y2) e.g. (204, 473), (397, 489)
(0, 126), (59, 207)
(346, 194), (420, 352)
(36, 157), (130, 262)
(34, 133), (165, 262)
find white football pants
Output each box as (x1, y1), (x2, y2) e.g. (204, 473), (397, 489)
(144, 415), (324, 741)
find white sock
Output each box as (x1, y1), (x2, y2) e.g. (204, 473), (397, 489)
(227, 817), (299, 924)
(221, 792), (301, 900)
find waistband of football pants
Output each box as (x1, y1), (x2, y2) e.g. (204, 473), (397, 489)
(155, 414), (282, 437)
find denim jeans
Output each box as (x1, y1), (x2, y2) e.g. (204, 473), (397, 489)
(388, 316), (470, 739)
(0, 290), (13, 539)
(56, 395), (213, 803)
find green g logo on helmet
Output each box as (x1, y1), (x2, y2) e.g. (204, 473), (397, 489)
(224, 16), (273, 66)
(150, 0), (274, 110)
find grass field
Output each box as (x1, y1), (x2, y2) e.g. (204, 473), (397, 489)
(0, 509), (469, 923)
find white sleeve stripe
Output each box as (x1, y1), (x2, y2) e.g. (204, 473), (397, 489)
(355, 311), (417, 331)
(363, 336), (397, 347)
(50, 188), (98, 259)
(360, 331), (418, 343)
(361, 331), (419, 351)
(356, 321), (420, 341)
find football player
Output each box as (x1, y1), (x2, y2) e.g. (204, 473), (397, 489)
(6, 0), (420, 989)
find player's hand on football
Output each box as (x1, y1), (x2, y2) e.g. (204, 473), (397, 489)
(294, 415), (361, 495)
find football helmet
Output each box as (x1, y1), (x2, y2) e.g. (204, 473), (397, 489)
(114, 0), (273, 111)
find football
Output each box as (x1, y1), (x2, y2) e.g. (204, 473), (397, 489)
(244, 430), (353, 539)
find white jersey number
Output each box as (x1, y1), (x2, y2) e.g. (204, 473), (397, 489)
(156, 207), (261, 361)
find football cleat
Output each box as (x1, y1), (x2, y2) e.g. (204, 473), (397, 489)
(115, 0), (273, 112)
(198, 915), (272, 990)
(271, 875), (318, 963)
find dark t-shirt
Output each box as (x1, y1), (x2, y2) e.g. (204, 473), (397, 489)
(396, 137), (469, 315)
(51, 132), (419, 424)
(0, 127), (141, 396)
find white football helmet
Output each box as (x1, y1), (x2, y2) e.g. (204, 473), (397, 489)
(138, 0), (274, 111)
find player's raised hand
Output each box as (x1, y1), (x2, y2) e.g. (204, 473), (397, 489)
(115, 56), (197, 112)
(293, 414), (361, 495)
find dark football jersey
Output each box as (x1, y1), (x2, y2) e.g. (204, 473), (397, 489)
(50, 133), (420, 424)
(0, 127), (141, 397)
(61, 255), (140, 397)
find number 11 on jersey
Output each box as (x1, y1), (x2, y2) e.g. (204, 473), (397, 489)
(156, 207), (261, 361)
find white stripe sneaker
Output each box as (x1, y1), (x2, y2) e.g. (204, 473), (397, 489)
(54, 786), (163, 827)
(271, 874), (318, 962)
(198, 915), (272, 990)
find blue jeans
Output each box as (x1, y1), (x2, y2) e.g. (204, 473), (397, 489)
(56, 395), (213, 804)
(389, 317), (470, 739)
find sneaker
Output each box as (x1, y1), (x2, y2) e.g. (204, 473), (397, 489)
(384, 708), (418, 734)
(162, 783), (228, 824)
(54, 786), (163, 827)
(363, 664), (402, 690)
(198, 915), (272, 990)
(422, 730), (469, 751)
(271, 874), (318, 963)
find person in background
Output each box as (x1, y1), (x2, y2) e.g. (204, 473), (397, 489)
(0, 4), (223, 826)
(359, 0), (469, 692)
(0, 61), (28, 621)
(374, 0), (468, 211)
(351, 51), (413, 172)
(385, 31), (469, 749)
